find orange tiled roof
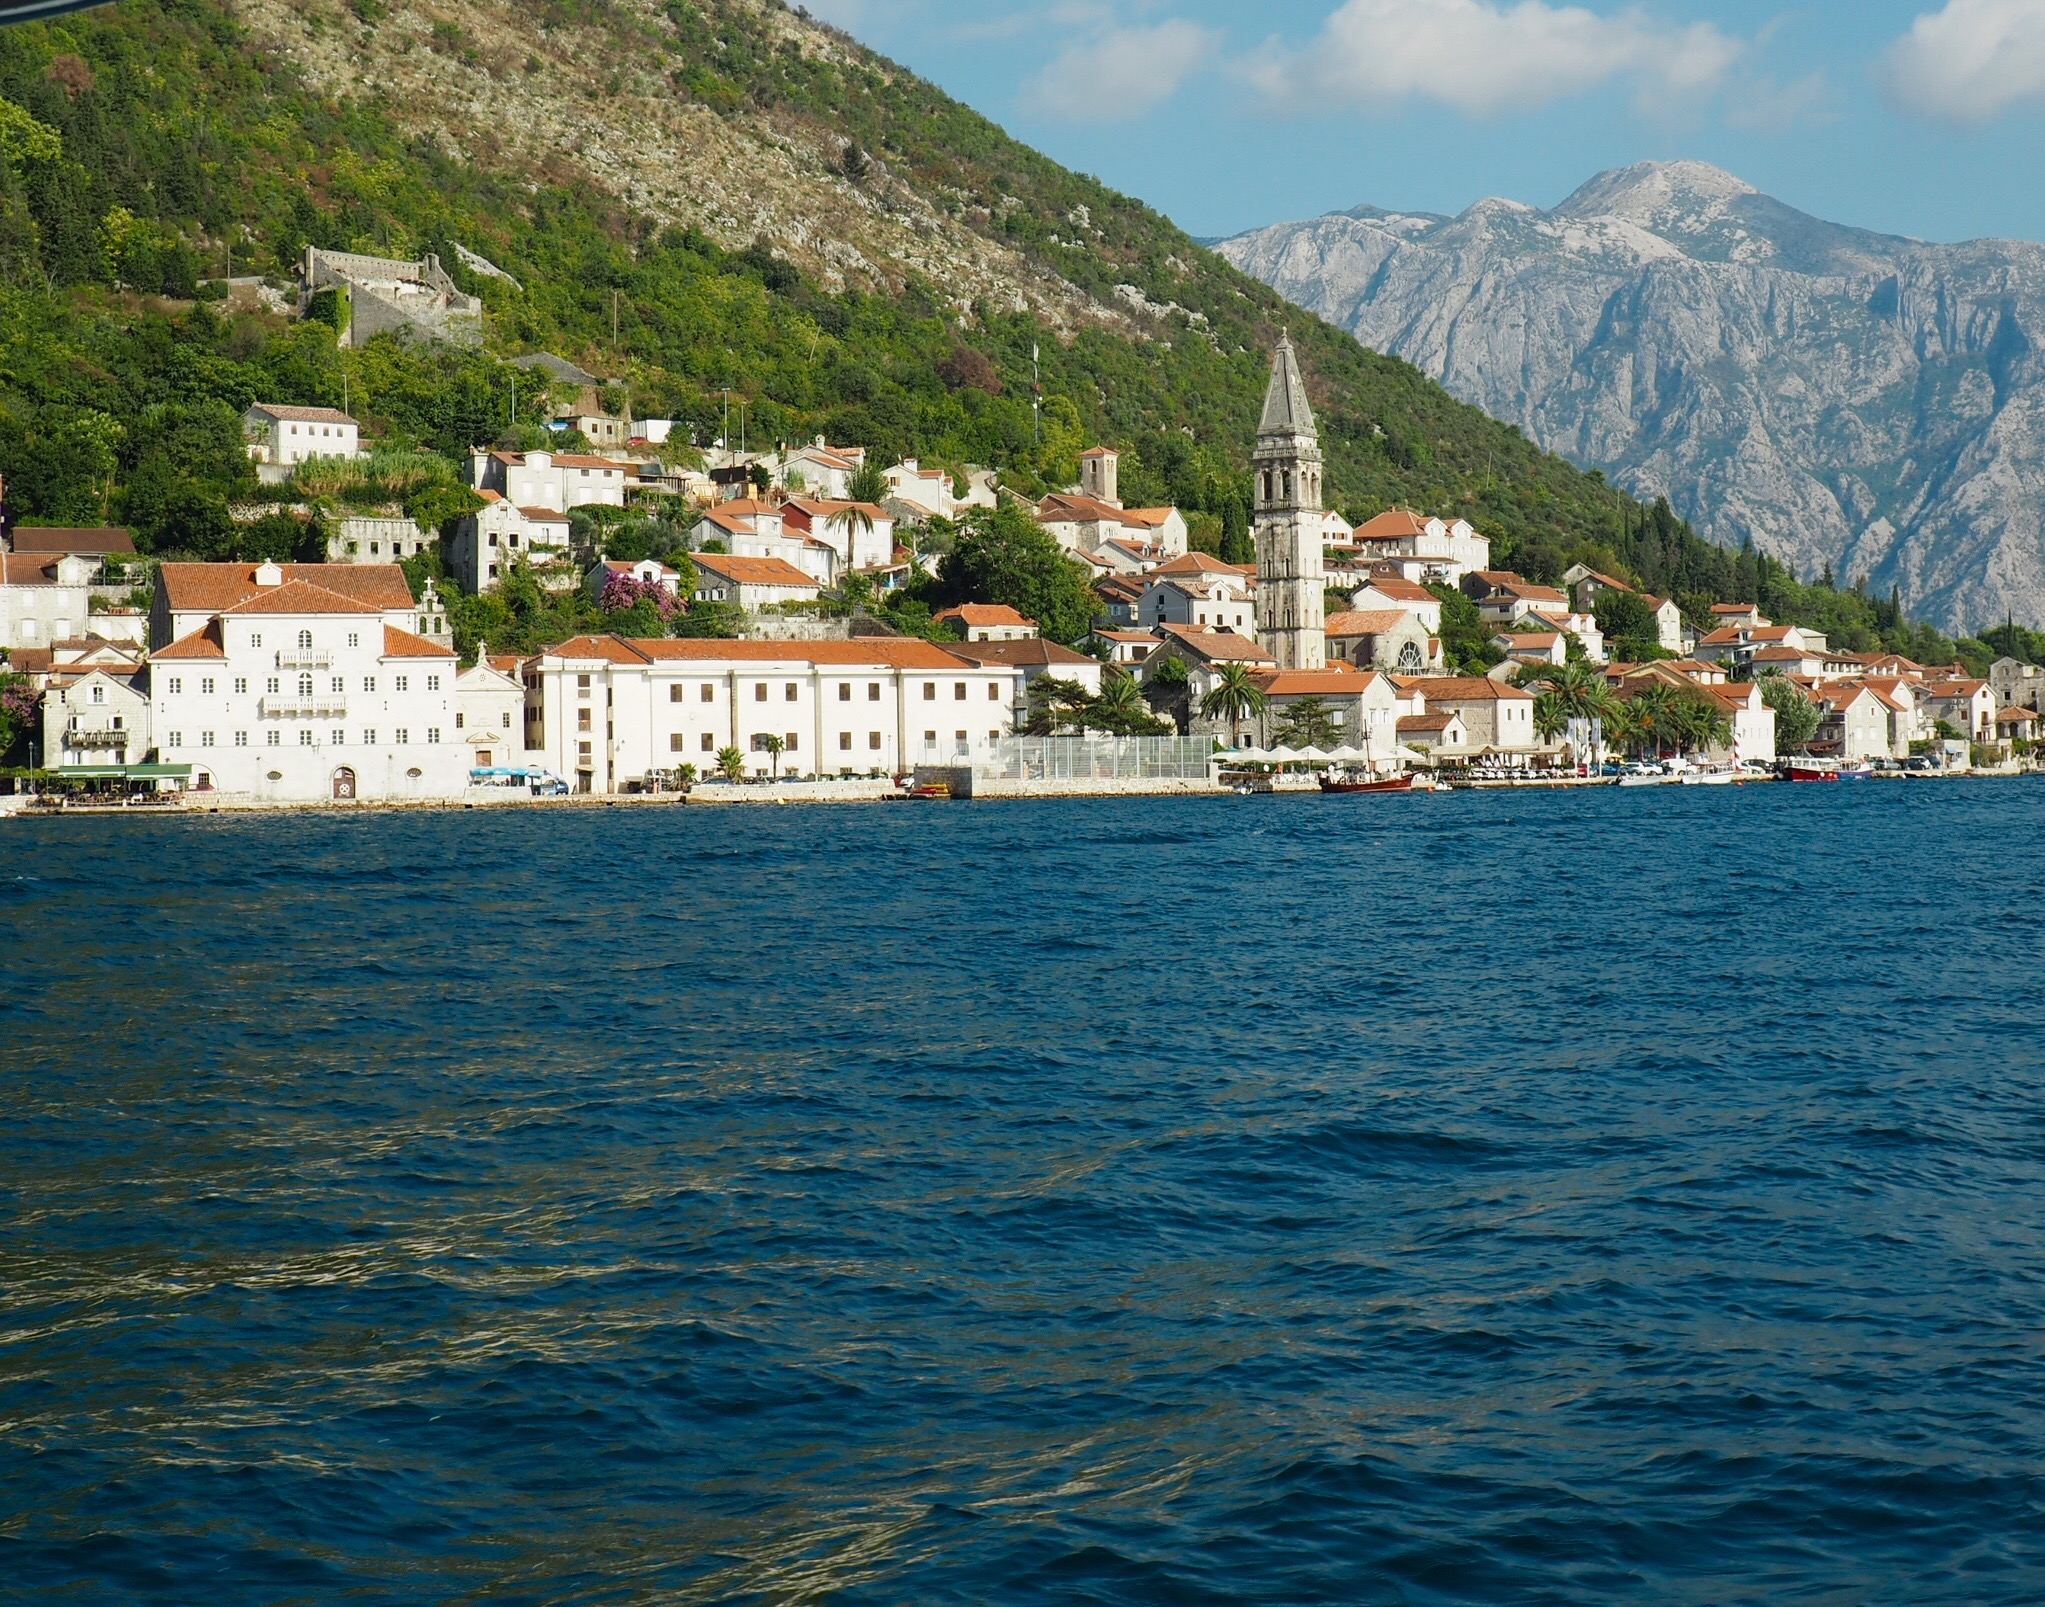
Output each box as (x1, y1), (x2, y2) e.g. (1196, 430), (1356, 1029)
(219, 579), (385, 617)
(153, 623), (226, 660)
(158, 563), (413, 614)
(384, 624), (454, 659)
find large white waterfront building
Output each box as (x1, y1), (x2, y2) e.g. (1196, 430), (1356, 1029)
(148, 561), (467, 801)
(525, 635), (1020, 793)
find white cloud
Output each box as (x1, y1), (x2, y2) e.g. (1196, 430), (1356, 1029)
(1884, 0), (2045, 123)
(1250, 0), (1743, 117)
(1029, 18), (1219, 123)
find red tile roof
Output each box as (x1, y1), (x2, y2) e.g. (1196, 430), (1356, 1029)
(1418, 676), (1536, 702)
(9, 527), (134, 556)
(540, 636), (981, 670)
(384, 624), (454, 659)
(220, 579), (386, 616)
(153, 623), (227, 660)
(249, 403), (357, 425)
(159, 563), (414, 614)
(935, 603), (1036, 628)
(691, 553), (819, 588)
(1327, 609), (1413, 636)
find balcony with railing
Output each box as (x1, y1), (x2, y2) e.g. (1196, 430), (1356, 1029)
(276, 649), (333, 669)
(261, 694), (348, 719)
(65, 727), (130, 751)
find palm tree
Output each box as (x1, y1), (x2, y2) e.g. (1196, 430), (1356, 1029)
(1087, 669), (1169, 736)
(715, 745), (746, 783)
(1667, 690), (1732, 757)
(1523, 659), (1614, 763)
(1623, 683), (1677, 758)
(1199, 660), (1267, 748)
(676, 762), (699, 791)
(761, 731), (786, 778)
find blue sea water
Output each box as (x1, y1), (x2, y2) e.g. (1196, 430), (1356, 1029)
(2, 783), (2044, 1604)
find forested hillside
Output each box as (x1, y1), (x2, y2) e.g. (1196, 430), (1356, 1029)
(0, 0), (2014, 668)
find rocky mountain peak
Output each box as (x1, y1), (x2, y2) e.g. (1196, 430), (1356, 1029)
(1217, 168), (2045, 631)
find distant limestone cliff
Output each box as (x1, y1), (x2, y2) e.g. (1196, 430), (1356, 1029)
(1218, 161), (2045, 632)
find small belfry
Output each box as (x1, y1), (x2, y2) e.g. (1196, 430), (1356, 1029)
(1252, 332), (1327, 671)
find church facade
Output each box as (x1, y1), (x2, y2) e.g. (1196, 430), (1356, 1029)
(1252, 335), (1327, 671)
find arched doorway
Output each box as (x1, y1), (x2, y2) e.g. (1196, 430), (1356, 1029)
(332, 766), (357, 800)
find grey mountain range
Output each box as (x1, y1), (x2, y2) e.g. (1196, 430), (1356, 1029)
(1216, 160), (2045, 633)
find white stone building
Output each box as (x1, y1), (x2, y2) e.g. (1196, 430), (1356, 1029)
(690, 553), (822, 612)
(469, 448), (632, 513)
(41, 663), (152, 771)
(327, 514), (433, 565)
(449, 494), (576, 594)
(456, 654), (527, 769)
(2, 551), (92, 650)
(1350, 510), (1492, 585)
(145, 562), (465, 801)
(243, 404), (361, 484)
(524, 635), (1018, 792)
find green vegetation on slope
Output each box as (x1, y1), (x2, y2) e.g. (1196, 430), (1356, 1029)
(0, 0), (2016, 670)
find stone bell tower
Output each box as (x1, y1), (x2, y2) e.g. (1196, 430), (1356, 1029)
(1253, 333), (1326, 671)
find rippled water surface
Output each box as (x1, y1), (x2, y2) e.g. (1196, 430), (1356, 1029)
(4, 784), (2045, 1604)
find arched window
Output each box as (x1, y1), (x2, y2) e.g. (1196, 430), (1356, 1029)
(298, 673), (314, 698)
(1261, 470), (1272, 502)
(1398, 640), (1425, 671)
(298, 629), (314, 650)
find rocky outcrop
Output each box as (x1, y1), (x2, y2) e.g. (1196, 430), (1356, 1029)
(1217, 161), (2045, 632)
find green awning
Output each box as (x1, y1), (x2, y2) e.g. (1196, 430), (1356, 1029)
(56, 762), (192, 780)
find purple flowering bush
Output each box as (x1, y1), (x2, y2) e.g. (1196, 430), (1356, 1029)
(598, 572), (682, 622)
(0, 675), (39, 756)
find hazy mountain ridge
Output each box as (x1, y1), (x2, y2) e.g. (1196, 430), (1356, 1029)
(1219, 161), (2045, 632)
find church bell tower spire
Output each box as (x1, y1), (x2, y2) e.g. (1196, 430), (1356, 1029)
(1252, 333), (1326, 671)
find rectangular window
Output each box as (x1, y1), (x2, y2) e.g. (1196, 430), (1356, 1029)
(395, 729), (409, 745)
(331, 676), (345, 694)
(364, 677), (376, 692)
(332, 729), (346, 745)
(839, 731), (853, 750)
(923, 683), (935, 701)
(235, 731), (249, 747)
(300, 730), (314, 747)
(578, 740), (591, 758)
(396, 676), (409, 693)
(701, 684), (714, 703)
(838, 683), (851, 702)
(754, 684), (768, 702)
(455, 713), (465, 729)
(348, 632), (359, 648)
(267, 677), (281, 695)
(924, 730), (937, 746)
(168, 677), (182, 695)
(990, 684), (1003, 701)
(786, 733), (799, 751)
(201, 678), (215, 695)
(671, 733), (686, 753)
(869, 732), (882, 750)
(426, 728), (440, 744)
(577, 709), (592, 732)
(200, 731), (214, 747)
(670, 685), (686, 703)
(266, 730), (280, 747)
(785, 684), (798, 702)
(991, 729), (1002, 743)
(701, 733), (715, 752)
(234, 678), (248, 695)
(502, 713), (512, 728)
(251, 634), (262, 649)
(577, 674), (591, 693)
(362, 729), (376, 746)
(751, 734), (770, 752)
(954, 683), (966, 700)
(869, 683), (881, 701)
(427, 675), (441, 692)
(167, 730), (182, 747)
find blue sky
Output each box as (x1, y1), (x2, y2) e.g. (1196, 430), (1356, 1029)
(805, 0), (2045, 243)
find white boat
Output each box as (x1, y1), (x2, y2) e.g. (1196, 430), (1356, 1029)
(1679, 769), (1738, 786)
(1616, 773), (1676, 787)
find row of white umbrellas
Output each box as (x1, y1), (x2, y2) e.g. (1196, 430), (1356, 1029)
(1218, 744), (1432, 765)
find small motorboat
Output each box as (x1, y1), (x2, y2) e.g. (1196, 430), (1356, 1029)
(1318, 771), (1416, 794)
(1787, 763), (1839, 782)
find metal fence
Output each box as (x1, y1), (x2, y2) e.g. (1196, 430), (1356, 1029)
(976, 736), (1215, 781)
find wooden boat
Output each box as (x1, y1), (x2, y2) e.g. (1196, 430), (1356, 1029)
(1787, 763), (1839, 783)
(1318, 771), (1416, 794)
